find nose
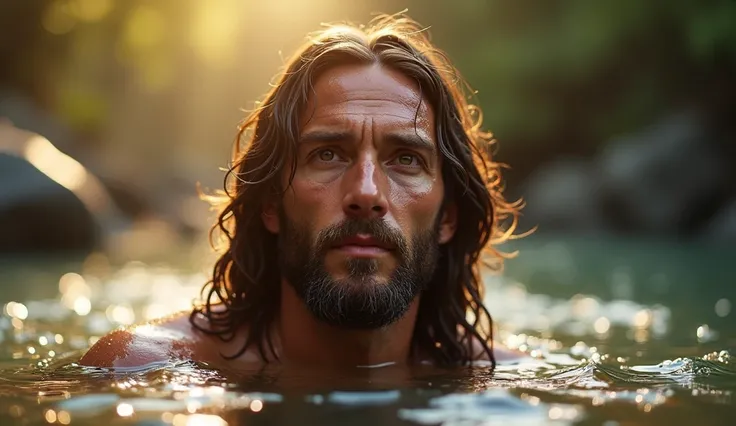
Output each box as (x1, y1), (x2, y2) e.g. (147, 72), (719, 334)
(342, 155), (388, 220)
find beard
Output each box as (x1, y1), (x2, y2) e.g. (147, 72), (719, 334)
(278, 210), (440, 330)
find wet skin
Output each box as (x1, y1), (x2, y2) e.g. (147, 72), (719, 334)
(267, 62), (452, 285)
(80, 64), (520, 369)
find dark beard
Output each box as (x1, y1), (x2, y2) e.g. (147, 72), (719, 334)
(278, 212), (440, 330)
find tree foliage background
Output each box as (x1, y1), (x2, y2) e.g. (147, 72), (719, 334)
(1, 0), (735, 238)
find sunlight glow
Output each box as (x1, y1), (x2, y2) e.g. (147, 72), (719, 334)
(696, 324), (716, 343)
(42, 2), (76, 35)
(250, 399), (263, 412)
(71, 0), (114, 22)
(57, 411), (71, 425)
(172, 413), (228, 426)
(107, 304), (136, 325)
(715, 298), (731, 317)
(59, 272), (88, 295)
(116, 403), (134, 417)
(143, 303), (171, 320)
(632, 309), (652, 329)
(186, 401), (201, 413)
(22, 135), (115, 214)
(25, 135), (87, 192)
(11, 318), (23, 330)
(60, 273), (92, 313)
(44, 409), (56, 424)
(73, 297), (92, 316)
(548, 406), (563, 419)
(697, 325), (708, 338)
(5, 302), (28, 320)
(189, 0), (240, 67)
(122, 5), (166, 51)
(133, 325), (182, 340)
(633, 329), (649, 343)
(593, 317), (610, 334)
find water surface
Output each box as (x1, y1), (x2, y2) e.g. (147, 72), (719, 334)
(0, 237), (734, 425)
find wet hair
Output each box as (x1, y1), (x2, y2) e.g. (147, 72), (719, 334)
(190, 13), (522, 368)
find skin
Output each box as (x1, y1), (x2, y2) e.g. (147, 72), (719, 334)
(267, 63), (453, 367)
(80, 64), (520, 370)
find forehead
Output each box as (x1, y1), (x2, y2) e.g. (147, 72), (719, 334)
(301, 63), (434, 132)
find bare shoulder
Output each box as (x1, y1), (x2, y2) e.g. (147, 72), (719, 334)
(79, 311), (202, 368)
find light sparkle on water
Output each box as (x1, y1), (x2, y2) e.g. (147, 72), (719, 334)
(715, 298), (731, 317)
(0, 251), (732, 425)
(116, 403), (134, 417)
(250, 399), (263, 412)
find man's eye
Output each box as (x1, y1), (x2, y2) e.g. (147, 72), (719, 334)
(395, 154), (420, 167)
(317, 149), (337, 162)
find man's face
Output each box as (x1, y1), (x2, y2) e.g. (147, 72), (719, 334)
(265, 63), (456, 329)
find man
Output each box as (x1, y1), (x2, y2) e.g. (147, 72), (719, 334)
(80, 14), (522, 370)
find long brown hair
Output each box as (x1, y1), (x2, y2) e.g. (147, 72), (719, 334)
(190, 13), (522, 367)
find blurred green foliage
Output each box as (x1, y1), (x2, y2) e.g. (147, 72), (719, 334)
(2, 0), (735, 181)
(429, 0), (736, 150)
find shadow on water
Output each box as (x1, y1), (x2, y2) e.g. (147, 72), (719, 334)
(0, 236), (734, 425)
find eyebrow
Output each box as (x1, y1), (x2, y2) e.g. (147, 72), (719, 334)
(298, 130), (352, 145)
(298, 130), (437, 155)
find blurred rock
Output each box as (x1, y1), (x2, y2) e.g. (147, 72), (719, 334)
(519, 110), (734, 240)
(0, 153), (98, 253)
(699, 198), (736, 243)
(598, 110), (731, 235)
(519, 158), (606, 233)
(0, 120), (133, 254)
(0, 90), (75, 153)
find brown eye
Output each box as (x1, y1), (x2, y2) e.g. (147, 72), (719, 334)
(318, 149), (335, 161)
(397, 154), (418, 166)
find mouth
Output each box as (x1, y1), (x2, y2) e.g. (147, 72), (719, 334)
(331, 234), (395, 257)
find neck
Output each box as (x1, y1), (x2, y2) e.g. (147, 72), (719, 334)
(277, 282), (420, 368)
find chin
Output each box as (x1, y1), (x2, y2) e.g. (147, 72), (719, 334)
(334, 274), (389, 290)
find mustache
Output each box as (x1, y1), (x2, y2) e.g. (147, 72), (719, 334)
(315, 219), (409, 258)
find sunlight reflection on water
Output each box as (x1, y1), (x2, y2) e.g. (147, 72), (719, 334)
(0, 243), (734, 425)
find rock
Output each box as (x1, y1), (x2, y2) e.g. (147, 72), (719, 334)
(598, 110), (731, 235)
(0, 120), (129, 253)
(0, 90), (76, 154)
(518, 158), (606, 233)
(0, 153), (98, 253)
(699, 197), (736, 242)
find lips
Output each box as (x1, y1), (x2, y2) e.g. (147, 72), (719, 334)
(331, 234), (395, 257)
(333, 234), (395, 250)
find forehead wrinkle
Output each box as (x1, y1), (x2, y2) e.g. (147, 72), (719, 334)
(303, 114), (432, 139)
(306, 97), (432, 130)
(308, 76), (428, 112)
(311, 111), (421, 121)
(310, 94), (425, 112)
(301, 65), (435, 141)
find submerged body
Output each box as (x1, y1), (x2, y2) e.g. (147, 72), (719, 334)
(80, 309), (521, 369)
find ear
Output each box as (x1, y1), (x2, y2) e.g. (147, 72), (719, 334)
(437, 202), (457, 244)
(261, 200), (280, 234)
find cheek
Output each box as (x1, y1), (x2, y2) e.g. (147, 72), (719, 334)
(388, 178), (444, 236)
(299, 166), (346, 185)
(389, 174), (434, 202)
(282, 176), (341, 229)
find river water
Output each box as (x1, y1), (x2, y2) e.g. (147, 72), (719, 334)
(0, 236), (734, 425)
